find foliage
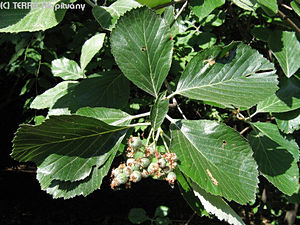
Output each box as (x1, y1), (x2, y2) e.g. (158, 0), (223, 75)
(1, 0), (299, 224)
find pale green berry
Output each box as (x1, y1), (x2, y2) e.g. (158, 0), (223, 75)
(126, 158), (135, 167)
(115, 173), (128, 185)
(140, 157), (151, 168)
(166, 172), (176, 185)
(141, 169), (149, 178)
(111, 167), (122, 177)
(147, 162), (159, 175)
(128, 136), (143, 149)
(130, 171), (142, 183)
(131, 162), (141, 171)
(158, 158), (166, 168)
(123, 166), (132, 177)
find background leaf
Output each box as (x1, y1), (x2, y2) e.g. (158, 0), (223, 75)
(111, 7), (173, 97)
(92, 0), (141, 31)
(256, 0), (278, 16)
(12, 115), (128, 182)
(31, 72), (130, 113)
(192, 182), (246, 225)
(291, 1), (300, 17)
(135, 0), (171, 14)
(248, 122), (299, 195)
(231, 0), (257, 11)
(170, 120), (258, 204)
(51, 57), (85, 80)
(0, 0), (69, 33)
(150, 91), (169, 130)
(268, 31), (300, 77)
(190, 0), (225, 22)
(274, 108), (300, 134)
(256, 76), (300, 113)
(80, 33), (106, 71)
(128, 208), (150, 224)
(175, 43), (278, 109)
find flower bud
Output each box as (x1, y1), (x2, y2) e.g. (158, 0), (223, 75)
(130, 171), (142, 183)
(140, 157), (151, 168)
(115, 173), (128, 185)
(128, 136), (143, 150)
(158, 158), (166, 168)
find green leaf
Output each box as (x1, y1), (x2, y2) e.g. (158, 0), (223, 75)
(80, 33), (106, 71)
(256, 76), (300, 113)
(37, 146), (118, 199)
(12, 115), (128, 182)
(136, 0), (171, 14)
(268, 31), (300, 78)
(76, 107), (133, 126)
(291, 1), (300, 17)
(256, 0), (278, 16)
(175, 43), (278, 109)
(111, 7), (173, 98)
(31, 72), (130, 113)
(176, 171), (207, 217)
(192, 182), (246, 225)
(0, 0), (68, 33)
(51, 57), (85, 80)
(231, 0), (257, 11)
(128, 208), (150, 224)
(190, 0), (225, 22)
(248, 122), (299, 195)
(274, 109), (300, 134)
(170, 120), (258, 204)
(150, 91), (169, 131)
(92, 0), (141, 31)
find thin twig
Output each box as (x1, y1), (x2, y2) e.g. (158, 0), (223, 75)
(126, 122), (151, 127)
(277, 9), (300, 35)
(239, 126), (250, 135)
(281, 3), (293, 11)
(152, 0), (186, 10)
(170, 0), (189, 27)
(185, 212), (196, 225)
(166, 114), (176, 123)
(164, 80), (187, 120)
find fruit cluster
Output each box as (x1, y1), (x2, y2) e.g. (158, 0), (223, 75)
(110, 136), (178, 189)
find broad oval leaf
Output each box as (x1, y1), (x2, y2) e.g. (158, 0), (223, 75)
(135, 0), (171, 14)
(192, 182), (246, 225)
(111, 7), (173, 97)
(12, 115), (128, 182)
(231, 0), (257, 11)
(37, 144), (119, 199)
(274, 109), (300, 134)
(248, 122), (299, 195)
(51, 57), (85, 80)
(256, 76), (300, 113)
(0, 0), (70, 33)
(170, 120), (258, 204)
(80, 33), (106, 71)
(291, 1), (300, 17)
(92, 0), (141, 31)
(31, 72), (130, 113)
(175, 43), (278, 109)
(268, 31), (300, 78)
(190, 0), (225, 22)
(150, 91), (169, 130)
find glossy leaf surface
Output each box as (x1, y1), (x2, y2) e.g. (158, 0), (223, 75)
(111, 7), (173, 97)
(256, 0), (278, 16)
(274, 109), (300, 134)
(170, 120), (258, 204)
(12, 115), (128, 182)
(80, 33), (106, 71)
(92, 0), (141, 31)
(175, 44), (278, 109)
(190, 0), (225, 22)
(249, 122), (299, 195)
(256, 77), (300, 113)
(51, 57), (85, 80)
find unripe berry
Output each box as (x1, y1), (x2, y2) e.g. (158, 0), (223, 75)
(140, 157), (151, 168)
(128, 136), (143, 150)
(126, 158), (135, 167)
(158, 158), (166, 168)
(131, 162), (141, 171)
(141, 169), (149, 178)
(130, 171), (142, 183)
(147, 162), (159, 175)
(166, 172), (176, 185)
(115, 173), (128, 185)
(111, 167), (122, 177)
(123, 166), (132, 177)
